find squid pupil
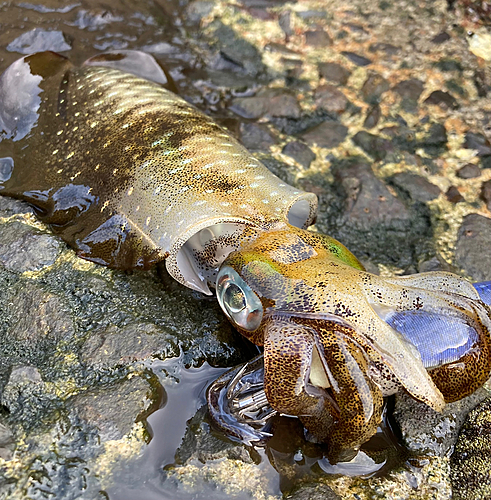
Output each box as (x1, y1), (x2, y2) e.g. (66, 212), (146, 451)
(224, 283), (246, 313)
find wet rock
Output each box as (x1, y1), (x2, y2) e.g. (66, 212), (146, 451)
(239, 122), (278, 151)
(208, 21), (265, 76)
(432, 31), (451, 44)
(481, 179), (491, 209)
(446, 185), (465, 203)
(424, 90), (458, 110)
(6, 29), (72, 54)
(424, 123), (448, 145)
(333, 160), (410, 227)
(464, 131), (491, 156)
(352, 131), (395, 161)
(457, 163), (481, 178)
(68, 376), (155, 441)
(435, 58), (463, 72)
(304, 29), (332, 47)
(393, 78), (425, 101)
(8, 282), (74, 343)
(341, 51), (372, 66)
(0, 197), (32, 217)
(394, 389), (490, 457)
(0, 421), (15, 460)
(451, 397), (491, 500)
(231, 88), (301, 119)
(278, 11), (293, 37)
(0, 222), (61, 273)
(363, 104), (381, 128)
(81, 323), (172, 368)
(286, 483), (341, 500)
(314, 84), (349, 114)
(318, 62), (351, 85)
(175, 406), (258, 465)
(368, 42), (400, 55)
(185, 1), (214, 24)
(361, 73), (389, 104)
(390, 172), (441, 203)
(301, 121), (348, 148)
(455, 213), (491, 281)
(282, 141), (316, 169)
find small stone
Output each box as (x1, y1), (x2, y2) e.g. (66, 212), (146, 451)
(314, 84), (349, 114)
(424, 90), (458, 110)
(231, 88), (301, 119)
(431, 31), (450, 44)
(363, 104), (381, 129)
(281, 141), (316, 169)
(318, 62), (351, 85)
(393, 79), (425, 101)
(185, 1), (214, 24)
(446, 185), (464, 203)
(423, 123), (448, 146)
(435, 59), (463, 72)
(457, 163), (481, 179)
(390, 172), (441, 202)
(6, 28), (72, 54)
(361, 73), (389, 104)
(286, 483), (341, 500)
(304, 29), (332, 47)
(368, 43), (399, 55)
(481, 179), (491, 210)
(278, 11), (293, 37)
(455, 214), (491, 281)
(464, 132), (491, 156)
(240, 122), (277, 151)
(301, 121), (348, 149)
(352, 131), (394, 161)
(341, 51), (372, 66)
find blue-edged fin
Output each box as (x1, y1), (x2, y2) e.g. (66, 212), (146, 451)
(474, 281), (491, 305)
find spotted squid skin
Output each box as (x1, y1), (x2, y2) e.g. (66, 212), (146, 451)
(0, 51), (316, 292)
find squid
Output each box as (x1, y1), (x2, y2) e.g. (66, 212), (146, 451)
(0, 50), (490, 461)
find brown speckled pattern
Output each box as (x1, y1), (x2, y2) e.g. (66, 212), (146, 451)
(0, 52), (316, 290)
(224, 227), (491, 454)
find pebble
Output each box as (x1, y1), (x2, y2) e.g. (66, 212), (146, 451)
(363, 104), (381, 128)
(393, 79), (425, 100)
(456, 163), (481, 179)
(424, 90), (458, 110)
(6, 28), (72, 54)
(318, 61), (351, 84)
(231, 89), (301, 119)
(431, 31), (451, 44)
(368, 42), (399, 55)
(281, 141), (316, 169)
(301, 121), (348, 148)
(240, 122), (278, 150)
(341, 51), (372, 66)
(304, 29), (332, 47)
(314, 84), (349, 114)
(481, 179), (491, 210)
(361, 73), (389, 104)
(464, 132), (491, 156)
(455, 213), (491, 281)
(352, 131), (394, 161)
(390, 172), (441, 202)
(446, 185), (464, 203)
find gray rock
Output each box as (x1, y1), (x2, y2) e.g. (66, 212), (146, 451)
(393, 79), (425, 101)
(239, 122), (278, 151)
(363, 104), (381, 128)
(0, 222), (61, 273)
(304, 29), (332, 47)
(318, 62), (351, 84)
(424, 90), (458, 110)
(368, 42), (400, 54)
(341, 51), (372, 66)
(301, 121), (348, 148)
(464, 132), (491, 156)
(68, 376), (155, 441)
(0, 421), (15, 460)
(481, 179), (491, 210)
(455, 214), (491, 281)
(6, 28), (72, 54)
(314, 84), (349, 114)
(282, 141), (316, 169)
(352, 131), (395, 161)
(231, 88), (301, 119)
(185, 1), (214, 24)
(457, 163), (481, 179)
(446, 185), (464, 203)
(361, 73), (389, 104)
(431, 32), (451, 44)
(390, 172), (441, 203)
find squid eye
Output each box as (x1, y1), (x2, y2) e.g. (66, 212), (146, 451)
(216, 265), (263, 332)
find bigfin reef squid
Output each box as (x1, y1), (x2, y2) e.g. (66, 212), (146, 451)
(0, 51), (490, 462)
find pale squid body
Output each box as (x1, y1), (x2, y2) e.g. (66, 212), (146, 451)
(0, 51), (490, 460)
